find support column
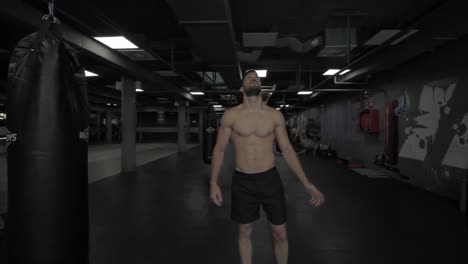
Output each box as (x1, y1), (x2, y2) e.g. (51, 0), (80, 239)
(198, 111), (203, 144)
(177, 101), (186, 152)
(97, 112), (101, 143)
(106, 110), (112, 144)
(120, 78), (137, 173)
(186, 110), (191, 144)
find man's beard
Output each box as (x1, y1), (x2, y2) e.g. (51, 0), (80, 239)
(244, 85), (261, 97)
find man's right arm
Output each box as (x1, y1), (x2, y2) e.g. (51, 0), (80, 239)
(210, 110), (233, 185)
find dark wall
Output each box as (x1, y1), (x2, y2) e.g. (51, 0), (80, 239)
(292, 37), (468, 199)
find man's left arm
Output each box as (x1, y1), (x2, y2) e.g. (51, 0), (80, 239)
(273, 111), (310, 186)
(273, 111), (325, 207)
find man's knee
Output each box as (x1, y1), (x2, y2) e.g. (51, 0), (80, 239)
(239, 224), (253, 239)
(272, 224), (287, 242)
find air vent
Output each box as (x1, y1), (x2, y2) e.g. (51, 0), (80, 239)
(243, 33), (278, 47)
(317, 28), (357, 57)
(118, 49), (157, 60)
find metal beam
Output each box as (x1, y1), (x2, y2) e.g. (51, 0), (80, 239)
(167, 0), (242, 90)
(0, 0), (199, 104)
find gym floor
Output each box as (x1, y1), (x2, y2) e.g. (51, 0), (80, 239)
(1, 145), (467, 263)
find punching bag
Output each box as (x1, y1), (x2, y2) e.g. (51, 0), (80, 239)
(385, 99), (399, 164)
(203, 105), (218, 164)
(6, 20), (89, 263)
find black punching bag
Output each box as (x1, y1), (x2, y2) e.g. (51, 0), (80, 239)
(203, 105), (218, 164)
(6, 20), (89, 263)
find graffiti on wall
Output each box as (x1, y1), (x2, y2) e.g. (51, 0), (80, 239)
(399, 78), (468, 169)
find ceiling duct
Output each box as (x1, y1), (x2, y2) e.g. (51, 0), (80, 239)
(237, 35), (322, 63)
(242, 32), (278, 47)
(317, 28), (357, 57)
(275, 35), (322, 53)
(166, 0), (242, 90)
(237, 49), (263, 63)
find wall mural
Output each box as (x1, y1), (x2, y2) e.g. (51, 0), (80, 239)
(399, 78), (468, 170)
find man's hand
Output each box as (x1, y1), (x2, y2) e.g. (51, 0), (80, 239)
(305, 183), (325, 207)
(210, 182), (223, 206)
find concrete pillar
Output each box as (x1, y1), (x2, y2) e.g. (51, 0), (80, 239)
(97, 112), (101, 143)
(186, 110), (191, 144)
(120, 78), (137, 173)
(177, 101), (186, 152)
(198, 111), (203, 144)
(106, 111), (112, 144)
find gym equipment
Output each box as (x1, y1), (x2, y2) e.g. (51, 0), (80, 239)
(385, 99), (399, 164)
(7, 18), (89, 264)
(360, 109), (380, 134)
(202, 105), (218, 164)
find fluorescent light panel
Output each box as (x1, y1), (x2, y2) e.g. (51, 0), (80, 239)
(339, 69), (351, 75)
(136, 88), (144, 92)
(298, 91), (313, 95)
(190, 92), (205, 95)
(94, 36), (138, 49)
(255, 70), (267, 78)
(323, 69), (340, 75)
(213, 105), (223, 108)
(84, 70), (98, 77)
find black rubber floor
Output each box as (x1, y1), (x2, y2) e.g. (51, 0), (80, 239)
(88, 145), (467, 264)
(1, 145), (467, 263)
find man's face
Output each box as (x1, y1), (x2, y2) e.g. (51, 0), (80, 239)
(242, 72), (262, 97)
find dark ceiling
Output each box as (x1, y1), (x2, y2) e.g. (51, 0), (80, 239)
(1, 0), (467, 112)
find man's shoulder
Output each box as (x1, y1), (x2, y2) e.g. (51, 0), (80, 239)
(264, 106), (281, 118)
(221, 106), (240, 123)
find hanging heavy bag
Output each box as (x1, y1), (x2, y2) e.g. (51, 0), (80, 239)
(6, 19), (89, 264)
(202, 105), (218, 164)
(385, 99), (399, 164)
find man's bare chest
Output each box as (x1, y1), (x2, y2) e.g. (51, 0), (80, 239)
(231, 114), (276, 137)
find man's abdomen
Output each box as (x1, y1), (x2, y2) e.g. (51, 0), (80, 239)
(234, 142), (276, 173)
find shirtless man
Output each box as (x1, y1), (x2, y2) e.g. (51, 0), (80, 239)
(209, 70), (325, 264)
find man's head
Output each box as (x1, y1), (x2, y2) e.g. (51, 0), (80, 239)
(241, 69), (262, 97)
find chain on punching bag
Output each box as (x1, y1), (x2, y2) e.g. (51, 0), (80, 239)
(203, 105), (218, 164)
(6, 18), (89, 263)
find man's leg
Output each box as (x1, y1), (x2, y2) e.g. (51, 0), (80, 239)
(272, 223), (288, 264)
(239, 223), (253, 264)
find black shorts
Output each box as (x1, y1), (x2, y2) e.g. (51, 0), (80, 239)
(231, 167), (287, 225)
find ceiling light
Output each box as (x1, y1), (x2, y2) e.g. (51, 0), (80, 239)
(255, 70), (267, 78)
(106, 103), (111, 106)
(213, 105), (223, 108)
(323, 69), (340, 75)
(298, 91), (313, 95)
(84, 70), (98, 77)
(113, 104), (117, 106)
(286, 105), (290, 107)
(94, 36), (138, 49)
(339, 69), (351, 75)
(190, 92), (205, 95)
(276, 108), (280, 110)
(136, 88), (144, 92)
